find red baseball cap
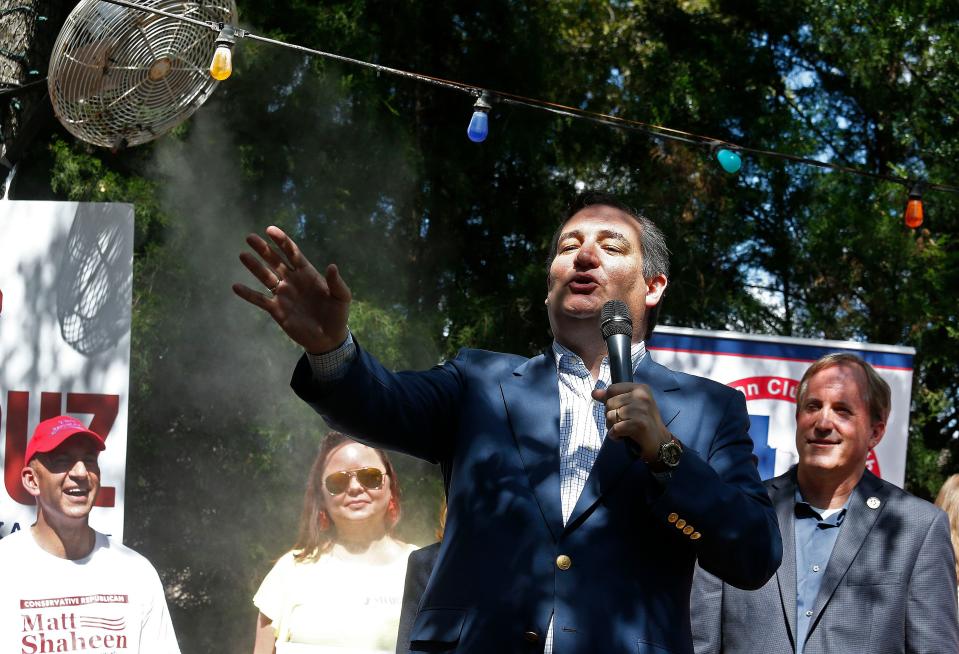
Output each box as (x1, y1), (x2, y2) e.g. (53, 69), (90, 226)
(25, 415), (106, 464)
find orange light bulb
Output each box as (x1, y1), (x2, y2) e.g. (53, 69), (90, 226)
(904, 197), (923, 229)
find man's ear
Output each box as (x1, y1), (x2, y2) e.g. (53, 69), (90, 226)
(645, 274), (668, 308)
(868, 420), (886, 450)
(21, 464), (41, 498)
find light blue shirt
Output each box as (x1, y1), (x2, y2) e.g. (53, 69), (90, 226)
(794, 491), (847, 654)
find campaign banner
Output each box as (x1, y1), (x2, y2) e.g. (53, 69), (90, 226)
(648, 326), (915, 487)
(0, 202), (133, 540)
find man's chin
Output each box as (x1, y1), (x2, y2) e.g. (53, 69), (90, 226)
(561, 296), (604, 317)
(547, 297), (605, 338)
(798, 454), (857, 476)
(54, 509), (94, 523)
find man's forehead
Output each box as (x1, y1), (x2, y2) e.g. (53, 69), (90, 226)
(557, 227), (632, 242)
(561, 206), (641, 235)
(43, 434), (103, 456)
(808, 363), (868, 395)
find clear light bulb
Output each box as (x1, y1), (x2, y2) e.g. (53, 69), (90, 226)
(210, 44), (233, 81)
(467, 110), (489, 142)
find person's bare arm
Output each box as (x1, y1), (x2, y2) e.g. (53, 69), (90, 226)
(252, 612), (276, 654)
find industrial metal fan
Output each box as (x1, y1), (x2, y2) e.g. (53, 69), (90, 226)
(47, 0), (237, 149)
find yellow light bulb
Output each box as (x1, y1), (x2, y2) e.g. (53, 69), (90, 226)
(209, 44), (233, 81)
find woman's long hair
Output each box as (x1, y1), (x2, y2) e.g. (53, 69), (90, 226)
(935, 474), (959, 581)
(292, 431), (402, 562)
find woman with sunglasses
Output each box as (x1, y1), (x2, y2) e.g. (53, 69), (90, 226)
(252, 431), (416, 653)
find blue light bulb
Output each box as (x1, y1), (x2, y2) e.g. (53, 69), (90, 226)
(467, 110), (489, 143)
(716, 148), (742, 174)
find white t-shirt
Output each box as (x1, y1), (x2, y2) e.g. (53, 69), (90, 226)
(0, 528), (181, 654)
(254, 543), (417, 654)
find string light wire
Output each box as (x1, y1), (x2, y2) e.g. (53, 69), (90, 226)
(94, 0), (959, 196)
(0, 77), (48, 96)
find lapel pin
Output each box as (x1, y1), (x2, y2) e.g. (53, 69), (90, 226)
(866, 496), (881, 510)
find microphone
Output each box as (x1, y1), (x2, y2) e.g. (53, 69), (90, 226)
(601, 300), (633, 384)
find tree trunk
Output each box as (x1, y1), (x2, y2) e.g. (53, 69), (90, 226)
(0, 0), (70, 191)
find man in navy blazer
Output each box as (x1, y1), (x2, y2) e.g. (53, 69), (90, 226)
(691, 354), (959, 654)
(235, 191), (782, 653)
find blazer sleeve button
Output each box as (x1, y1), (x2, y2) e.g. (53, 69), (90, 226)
(667, 513), (679, 523)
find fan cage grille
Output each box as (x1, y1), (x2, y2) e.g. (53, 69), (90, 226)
(48, 0), (237, 148)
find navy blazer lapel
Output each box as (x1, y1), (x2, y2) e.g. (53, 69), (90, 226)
(501, 353), (565, 542)
(563, 355), (681, 533)
(636, 355), (682, 428)
(771, 472), (799, 649)
(807, 470), (889, 639)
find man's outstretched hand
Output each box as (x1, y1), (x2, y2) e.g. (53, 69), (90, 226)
(233, 226), (351, 354)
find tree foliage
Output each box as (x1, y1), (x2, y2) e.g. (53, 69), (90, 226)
(11, 1), (959, 650)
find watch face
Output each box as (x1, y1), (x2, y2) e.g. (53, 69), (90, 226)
(661, 441), (682, 467)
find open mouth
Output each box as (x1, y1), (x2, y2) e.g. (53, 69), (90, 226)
(64, 488), (89, 498)
(569, 274), (599, 293)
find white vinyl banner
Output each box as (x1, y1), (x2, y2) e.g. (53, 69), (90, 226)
(0, 202), (133, 540)
(648, 326), (915, 487)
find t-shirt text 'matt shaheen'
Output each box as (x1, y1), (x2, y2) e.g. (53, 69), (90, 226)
(20, 594), (129, 654)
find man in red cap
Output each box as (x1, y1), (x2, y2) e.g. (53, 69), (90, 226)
(0, 415), (181, 653)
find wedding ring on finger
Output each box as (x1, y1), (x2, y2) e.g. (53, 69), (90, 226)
(268, 278), (281, 295)
(614, 408), (621, 422)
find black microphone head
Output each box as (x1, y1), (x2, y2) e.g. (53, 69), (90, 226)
(601, 300), (632, 339)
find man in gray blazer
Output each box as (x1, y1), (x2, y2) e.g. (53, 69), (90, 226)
(691, 352), (959, 654)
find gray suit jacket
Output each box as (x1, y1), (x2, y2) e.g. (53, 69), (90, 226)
(691, 467), (959, 654)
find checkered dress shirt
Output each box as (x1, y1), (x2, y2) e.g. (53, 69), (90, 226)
(550, 340), (646, 524)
